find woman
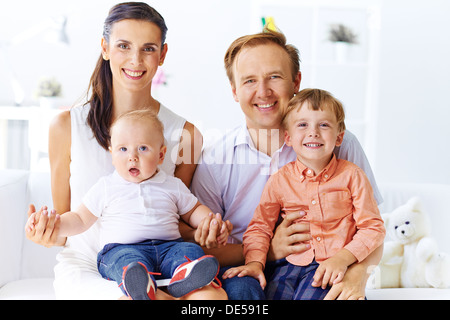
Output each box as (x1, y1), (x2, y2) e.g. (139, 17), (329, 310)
(25, 2), (224, 300)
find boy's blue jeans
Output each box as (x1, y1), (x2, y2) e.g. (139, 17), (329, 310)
(97, 238), (205, 294)
(265, 258), (330, 300)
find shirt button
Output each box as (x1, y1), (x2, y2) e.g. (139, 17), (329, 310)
(307, 170), (312, 175)
(316, 236), (321, 242)
(312, 200), (316, 205)
(324, 174), (329, 179)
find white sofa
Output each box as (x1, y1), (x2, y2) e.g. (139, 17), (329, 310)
(1, 169), (449, 300)
(0, 169), (59, 299)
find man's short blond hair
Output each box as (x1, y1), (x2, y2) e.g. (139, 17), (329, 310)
(224, 27), (300, 86)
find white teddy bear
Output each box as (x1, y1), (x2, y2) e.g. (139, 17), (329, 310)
(368, 197), (450, 289)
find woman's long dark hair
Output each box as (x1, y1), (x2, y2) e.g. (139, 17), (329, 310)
(86, 2), (168, 150)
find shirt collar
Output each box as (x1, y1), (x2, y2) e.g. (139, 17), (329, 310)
(144, 169), (167, 184)
(294, 154), (338, 182)
(235, 124), (253, 147)
(235, 124), (291, 154)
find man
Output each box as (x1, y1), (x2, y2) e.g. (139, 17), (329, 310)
(191, 28), (383, 300)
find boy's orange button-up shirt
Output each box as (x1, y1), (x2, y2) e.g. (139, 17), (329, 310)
(243, 155), (385, 267)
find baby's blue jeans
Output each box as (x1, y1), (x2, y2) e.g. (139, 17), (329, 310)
(97, 238), (205, 294)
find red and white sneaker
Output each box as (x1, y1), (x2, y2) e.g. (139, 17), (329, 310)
(168, 255), (221, 298)
(122, 262), (158, 300)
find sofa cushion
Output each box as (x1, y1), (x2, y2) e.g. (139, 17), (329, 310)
(366, 288), (450, 300)
(0, 278), (55, 300)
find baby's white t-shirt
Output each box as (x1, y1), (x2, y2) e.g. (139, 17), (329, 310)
(82, 170), (198, 248)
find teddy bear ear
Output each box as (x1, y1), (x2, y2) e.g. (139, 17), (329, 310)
(407, 197), (422, 212)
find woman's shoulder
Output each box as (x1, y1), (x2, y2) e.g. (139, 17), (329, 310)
(50, 109), (71, 135)
(158, 104), (185, 124)
(49, 103), (90, 145)
(48, 110), (71, 162)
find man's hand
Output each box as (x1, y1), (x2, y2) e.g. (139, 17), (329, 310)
(268, 211), (311, 261)
(195, 212), (232, 249)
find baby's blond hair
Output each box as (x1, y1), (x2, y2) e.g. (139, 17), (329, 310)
(109, 109), (165, 146)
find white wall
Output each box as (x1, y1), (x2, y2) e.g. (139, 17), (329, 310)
(376, 0), (450, 185)
(1, 0), (449, 185)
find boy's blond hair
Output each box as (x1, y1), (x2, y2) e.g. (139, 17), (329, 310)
(109, 109), (165, 146)
(224, 26), (300, 86)
(282, 89), (346, 133)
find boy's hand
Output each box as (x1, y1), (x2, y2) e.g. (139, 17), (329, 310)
(222, 262), (266, 289)
(312, 256), (347, 289)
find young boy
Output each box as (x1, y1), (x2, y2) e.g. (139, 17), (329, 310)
(223, 89), (385, 300)
(26, 110), (230, 300)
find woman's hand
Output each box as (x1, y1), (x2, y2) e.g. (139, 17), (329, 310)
(267, 211), (312, 261)
(25, 204), (64, 248)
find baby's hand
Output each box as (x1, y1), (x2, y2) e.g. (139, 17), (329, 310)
(25, 205), (48, 232)
(25, 212), (38, 233)
(217, 219), (233, 247)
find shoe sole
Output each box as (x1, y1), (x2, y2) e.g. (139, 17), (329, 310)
(123, 262), (152, 300)
(168, 257), (219, 298)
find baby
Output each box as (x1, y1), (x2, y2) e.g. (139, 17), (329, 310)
(27, 109), (231, 300)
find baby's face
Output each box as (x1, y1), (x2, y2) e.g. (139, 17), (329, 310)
(110, 118), (166, 183)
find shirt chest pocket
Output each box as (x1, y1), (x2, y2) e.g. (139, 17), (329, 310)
(321, 190), (353, 220)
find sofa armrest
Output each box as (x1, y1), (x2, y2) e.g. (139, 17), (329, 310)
(0, 170), (29, 287)
(20, 171), (59, 279)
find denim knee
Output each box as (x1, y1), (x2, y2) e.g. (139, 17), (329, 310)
(219, 267), (265, 300)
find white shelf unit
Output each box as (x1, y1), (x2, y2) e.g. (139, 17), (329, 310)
(0, 106), (62, 171)
(251, 0), (382, 169)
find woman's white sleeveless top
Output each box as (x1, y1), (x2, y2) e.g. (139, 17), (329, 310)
(54, 103), (186, 299)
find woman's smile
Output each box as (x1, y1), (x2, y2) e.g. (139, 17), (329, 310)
(123, 68), (146, 80)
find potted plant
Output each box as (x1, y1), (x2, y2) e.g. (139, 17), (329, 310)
(328, 24), (358, 63)
(35, 77), (62, 109)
